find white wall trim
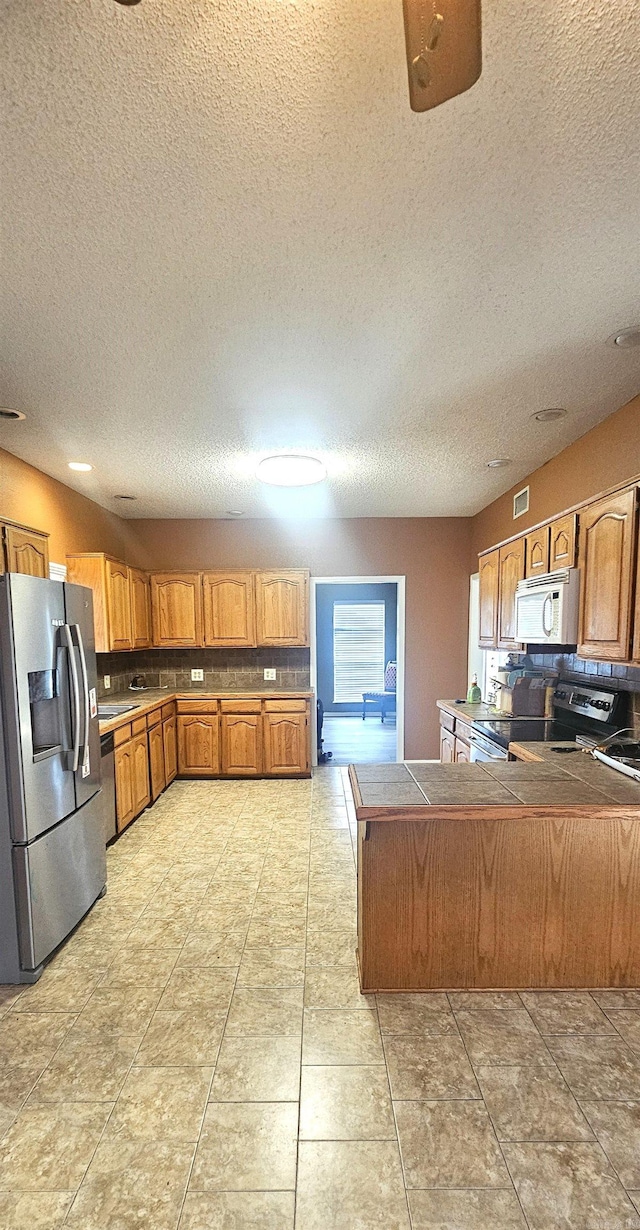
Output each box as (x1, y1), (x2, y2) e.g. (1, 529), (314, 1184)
(310, 575), (406, 765)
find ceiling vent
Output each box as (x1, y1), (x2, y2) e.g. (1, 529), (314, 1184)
(513, 486), (530, 519)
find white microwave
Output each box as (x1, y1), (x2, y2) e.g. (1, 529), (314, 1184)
(515, 567), (580, 644)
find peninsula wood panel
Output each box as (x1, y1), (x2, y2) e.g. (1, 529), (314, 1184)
(130, 567), (151, 649)
(3, 524), (49, 577)
(106, 558), (133, 651)
(578, 487), (637, 661)
(255, 570), (309, 646)
(357, 815), (640, 990)
(203, 571), (256, 646)
(478, 549), (499, 647)
(177, 714), (219, 776)
(525, 525), (550, 577)
(549, 513), (577, 570)
(151, 572), (203, 647)
(497, 539), (525, 648)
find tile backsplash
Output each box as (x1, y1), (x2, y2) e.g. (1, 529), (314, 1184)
(528, 651), (640, 729)
(96, 647), (311, 699)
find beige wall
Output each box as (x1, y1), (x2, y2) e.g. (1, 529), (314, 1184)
(0, 447), (149, 567)
(471, 393), (640, 559)
(129, 517), (473, 759)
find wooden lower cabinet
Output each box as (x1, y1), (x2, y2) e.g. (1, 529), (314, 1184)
(454, 737), (471, 763)
(132, 731), (151, 815)
(148, 721), (166, 802)
(264, 711), (308, 775)
(114, 731), (150, 833)
(221, 714), (262, 776)
(163, 714), (178, 783)
(178, 714), (220, 776)
(440, 727), (455, 763)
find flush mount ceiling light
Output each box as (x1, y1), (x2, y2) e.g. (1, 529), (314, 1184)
(533, 407), (567, 422)
(610, 327), (640, 349)
(403, 0), (481, 112)
(225, 510), (244, 517)
(486, 458), (512, 468)
(68, 461), (93, 472)
(113, 494), (137, 501)
(256, 454), (327, 487)
(0, 407), (26, 421)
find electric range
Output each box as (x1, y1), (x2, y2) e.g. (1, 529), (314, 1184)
(471, 681), (627, 757)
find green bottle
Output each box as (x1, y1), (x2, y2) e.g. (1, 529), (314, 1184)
(467, 673), (481, 703)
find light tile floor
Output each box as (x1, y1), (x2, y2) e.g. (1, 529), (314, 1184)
(1, 770), (640, 1227)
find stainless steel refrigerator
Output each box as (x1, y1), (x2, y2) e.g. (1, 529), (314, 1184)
(0, 573), (106, 983)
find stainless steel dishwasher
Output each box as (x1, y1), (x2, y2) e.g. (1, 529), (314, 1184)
(100, 731), (117, 843)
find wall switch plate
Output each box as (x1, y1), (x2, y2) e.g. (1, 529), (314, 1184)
(264, 668), (277, 681)
(103, 675), (111, 690)
(191, 668), (204, 682)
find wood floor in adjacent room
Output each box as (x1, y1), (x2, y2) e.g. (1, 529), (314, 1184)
(1, 771), (640, 1228)
(319, 715), (397, 765)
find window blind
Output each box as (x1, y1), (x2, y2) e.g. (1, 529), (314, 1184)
(333, 602), (386, 703)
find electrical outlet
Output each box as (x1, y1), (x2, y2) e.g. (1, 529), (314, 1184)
(103, 675), (111, 690)
(191, 668), (204, 682)
(264, 668), (276, 681)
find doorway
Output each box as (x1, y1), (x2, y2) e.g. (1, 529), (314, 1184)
(310, 576), (405, 766)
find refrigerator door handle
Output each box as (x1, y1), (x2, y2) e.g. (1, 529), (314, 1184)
(74, 622), (91, 769)
(62, 624), (81, 773)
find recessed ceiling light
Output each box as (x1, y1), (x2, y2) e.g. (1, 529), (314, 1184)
(225, 510), (244, 517)
(256, 454), (327, 487)
(113, 494), (137, 501)
(610, 327), (640, 349)
(68, 462), (93, 472)
(0, 407), (26, 421)
(533, 407), (567, 422)
(486, 458), (512, 468)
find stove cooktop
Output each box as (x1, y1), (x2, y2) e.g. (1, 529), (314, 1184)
(471, 718), (580, 751)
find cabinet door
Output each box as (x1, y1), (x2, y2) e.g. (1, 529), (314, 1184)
(132, 731), (150, 815)
(525, 526), (550, 578)
(130, 568), (151, 649)
(221, 714), (262, 776)
(114, 742), (135, 833)
(203, 572), (256, 646)
(578, 488), (637, 661)
(550, 513), (577, 571)
(440, 727), (455, 763)
(151, 573), (203, 647)
(478, 550), (499, 648)
(106, 559), (133, 651)
(177, 714), (219, 776)
(264, 712), (308, 775)
(4, 526), (49, 578)
(255, 571), (309, 646)
(163, 715), (178, 784)
(498, 539), (525, 648)
(148, 722), (166, 802)
(454, 737), (471, 763)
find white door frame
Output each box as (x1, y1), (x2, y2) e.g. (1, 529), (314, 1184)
(310, 576), (406, 765)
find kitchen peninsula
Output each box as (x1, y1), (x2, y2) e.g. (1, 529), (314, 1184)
(349, 757), (640, 993)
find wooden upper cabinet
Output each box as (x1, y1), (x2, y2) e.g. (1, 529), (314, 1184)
(578, 487), (637, 661)
(497, 539), (525, 648)
(106, 559), (133, 651)
(525, 526), (550, 578)
(263, 711), (308, 775)
(221, 713), (262, 775)
(130, 568), (151, 649)
(177, 714), (219, 776)
(478, 550), (500, 648)
(3, 525), (49, 578)
(550, 513), (577, 571)
(255, 570), (309, 646)
(203, 572), (256, 647)
(151, 573), (203, 647)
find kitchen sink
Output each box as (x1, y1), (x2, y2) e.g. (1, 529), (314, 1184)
(98, 704), (138, 718)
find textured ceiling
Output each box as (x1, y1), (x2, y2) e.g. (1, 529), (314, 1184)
(1, 0), (639, 519)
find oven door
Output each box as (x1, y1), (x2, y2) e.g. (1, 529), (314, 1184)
(468, 733), (508, 762)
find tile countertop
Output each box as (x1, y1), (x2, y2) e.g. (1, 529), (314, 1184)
(98, 688), (314, 733)
(436, 698), (516, 723)
(348, 757), (640, 817)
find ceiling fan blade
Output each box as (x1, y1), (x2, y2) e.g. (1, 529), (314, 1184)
(403, 0), (482, 112)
